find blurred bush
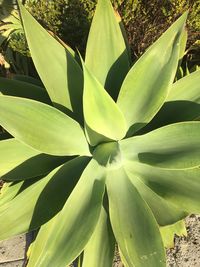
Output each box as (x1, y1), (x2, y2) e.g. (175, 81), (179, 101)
(0, 0), (199, 76)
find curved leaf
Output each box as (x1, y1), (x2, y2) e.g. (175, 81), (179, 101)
(82, 61), (127, 145)
(117, 13), (187, 135)
(127, 172), (187, 226)
(18, 2), (83, 120)
(125, 161), (200, 214)
(0, 157), (89, 241)
(27, 159), (106, 267)
(0, 138), (69, 181)
(120, 122), (200, 169)
(160, 220), (187, 248)
(0, 77), (51, 104)
(140, 70), (200, 133)
(106, 167), (166, 267)
(85, 0), (130, 99)
(82, 207), (115, 267)
(0, 95), (89, 156)
(169, 69), (200, 103)
(0, 181), (23, 206)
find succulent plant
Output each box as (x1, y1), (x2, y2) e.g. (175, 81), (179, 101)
(0, 0), (200, 266)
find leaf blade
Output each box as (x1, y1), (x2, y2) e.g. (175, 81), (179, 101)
(0, 157), (89, 241)
(82, 61), (127, 145)
(0, 138), (69, 181)
(82, 207), (115, 267)
(0, 95), (89, 156)
(106, 167), (166, 267)
(117, 13), (187, 134)
(18, 2), (83, 119)
(27, 159), (106, 267)
(120, 122), (200, 169)
(85, 0), (130, 99)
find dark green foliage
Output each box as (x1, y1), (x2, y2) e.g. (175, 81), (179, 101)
(0, 0), (200, 75)
(25, 0), (200, 61)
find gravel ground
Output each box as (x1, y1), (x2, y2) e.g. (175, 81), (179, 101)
(167, 214), (200, 267)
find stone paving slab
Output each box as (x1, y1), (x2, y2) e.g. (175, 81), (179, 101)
(0, 235), (25, 267)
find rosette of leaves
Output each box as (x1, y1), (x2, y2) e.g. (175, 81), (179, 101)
(0, 0), (200, 266)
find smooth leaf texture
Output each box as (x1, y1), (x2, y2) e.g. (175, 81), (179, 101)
(126, 172), (187, 226)
(82, 61), (127, 145)
(0, 181), (24, 206)
(120, 122), (200, 169)
(125, 162), (200, 214)
(0, 77), (51, 104)
(140, 70), (200, 133)
(117, 13), (187, 134)
(0, 157), (89, 240)
(0, 139), (69, 181)
(0, 95), (89, 156)
(160, 220), (187, 248)
(18, 2), (83, 119)
(82, 207), (115, 267)
(106, 167), (166, 267)
(85, 0), (130, 99)
(169, 69), (200, 103)
(26, 159), (106, 267)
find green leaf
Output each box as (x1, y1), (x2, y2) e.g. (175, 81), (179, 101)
(126, 172), (187, 226)
(26, 159), (106, 267)
(125, 162), (200, 214)
(0, 138), (69, 181)
(0, 181), (23, 206)
(85, 0), (130, 99)
(18, 2), (83, 120)
(82, 61), (127, 145)
(160, 220), (187, 248)
(0, 95), (89, 156)
(0, 77), (51, 104)
(106, 167), (166, 267)
(82, 207), (115, 267)
(120, 122), (200, 169)
(117, 13), (187, 135)
(12, 74), (44, 87)
(0, 157), (89, 241)
(169, 69), (200, 103)
(140, 70), (200, 133)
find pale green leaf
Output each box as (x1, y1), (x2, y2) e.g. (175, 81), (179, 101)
(141, 70), (200, 133)
(82, 207), (115, 267)
(169, 69), (200, 103)
(0, 138), (69, 180)
(82, 61), (127, 145)
(0, 181), (23, 206)
(125, 162), (200, 214)
(120, 122), (200, 169)
(27, 159), (106, 267)
(85, 0), (130, 99)
(0, 157), (89, 241)
(117, 13), (187, 135)
(0, 95), (90, 156)
(160, 220), (187, 248)
(127, 172), (187, 226)
(18, 2), (83, 119)
(106, 167), (166, 267)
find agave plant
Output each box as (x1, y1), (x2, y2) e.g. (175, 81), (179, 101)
(0, 0), (200, 266)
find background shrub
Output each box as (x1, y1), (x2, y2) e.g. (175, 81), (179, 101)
(0, 0), (199, 75)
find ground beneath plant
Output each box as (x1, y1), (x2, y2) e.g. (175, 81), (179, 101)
(0, 215), (200, 266)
